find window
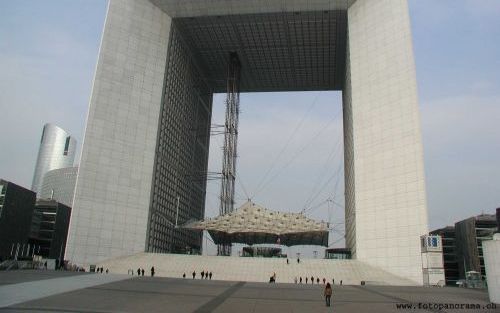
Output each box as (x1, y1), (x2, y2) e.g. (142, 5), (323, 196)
(0, 184), (5, 218)
(432, 237), (439, 247)
(63, 136), (70, 156)
(40, 127), (46, 143)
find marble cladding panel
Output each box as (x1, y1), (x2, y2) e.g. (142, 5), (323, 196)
(65, 0), (172, 265)
(345, 0), (428, 284)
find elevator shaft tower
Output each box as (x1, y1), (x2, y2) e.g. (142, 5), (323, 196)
(218, 52), (241, 256)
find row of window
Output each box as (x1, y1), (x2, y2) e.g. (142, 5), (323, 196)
(0, 184), (5, 218)
(147, 26), (210, 252)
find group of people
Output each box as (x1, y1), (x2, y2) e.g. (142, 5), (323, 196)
(185, 270), (213, 280)
(128, 266), (155, 277)
(293, 276), (342, 285)
(268, 273), (333, 307)
(293, 276), (335, 307)
(95, 267), (108, 274)
(126, 266), (218, 279)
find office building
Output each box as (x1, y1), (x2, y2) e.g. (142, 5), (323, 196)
(66, 0), (428, 284)
(455, 214), (497, 279)
(29, 199), (72, 261)
(31, 123), (76, 194)
(0, 179), (36, 261)
(39, 167), (78, 207)
(430, 226), (459, 285)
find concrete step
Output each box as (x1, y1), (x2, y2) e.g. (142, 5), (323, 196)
(97, 253), (415, 286)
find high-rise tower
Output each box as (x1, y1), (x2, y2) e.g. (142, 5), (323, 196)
(31, 124), (76, 194)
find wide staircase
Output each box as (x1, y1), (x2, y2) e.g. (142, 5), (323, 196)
(98, 253), (415, 286)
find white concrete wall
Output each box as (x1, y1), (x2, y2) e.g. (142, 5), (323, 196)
(345, 0), (428, 284)
(483, 234), (500, 304)
(65, 0), (172, 265)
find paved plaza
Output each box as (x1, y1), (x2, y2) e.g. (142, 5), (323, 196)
(0, 271), (497, 313)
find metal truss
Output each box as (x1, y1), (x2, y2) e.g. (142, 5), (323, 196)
(218, 52), (241, 256)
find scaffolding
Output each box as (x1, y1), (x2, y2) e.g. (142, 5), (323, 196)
(218, 52), (241, 256)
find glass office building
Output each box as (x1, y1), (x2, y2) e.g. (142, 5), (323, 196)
(31, 124), (76, 194)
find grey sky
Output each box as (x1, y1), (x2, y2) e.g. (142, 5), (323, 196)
(0, 1), (499, 256)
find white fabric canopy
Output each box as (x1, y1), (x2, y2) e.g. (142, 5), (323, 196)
(183, 201), (329, 246)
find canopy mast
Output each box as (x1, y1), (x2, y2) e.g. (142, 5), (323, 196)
(218, 52), (241, 256)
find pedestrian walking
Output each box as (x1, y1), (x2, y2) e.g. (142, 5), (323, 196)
(300, 276), (303, 284)
(192, 271), (196, 279)
(141, 268), (145, 276)
(340, 280), (343, 285)
(209, 272), (212, 280)
(324, 283), (332, 307)
(205, 270), (208, 279)
(316, 277), (320, 284)
(269, 272), (276, 283)
(306, 277), (308, 284)
(323, 278), (326, 284)
(287, 258), (289, 264)
(151, 266), (155, 277)
(137, 268), (140, 276)
(201, 270), (205, 279)
(311, 276), (314, 284)
(183, 273), (186, 278)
